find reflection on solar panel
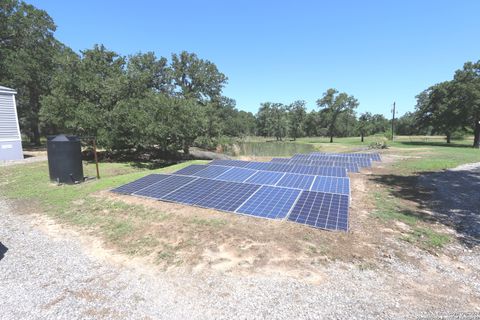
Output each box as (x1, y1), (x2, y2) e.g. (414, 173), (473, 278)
(173, 164), (209, 175)
(244, 171), (285, 185)
(310, 176), (350, 195)
(111, 174), (171, 194)
(215, 167), (257, 182)
(288, 191), (349, 231)
(195, 181), (260, 211)
(193, 165), (232, 178)
(134, 175), (197, 199)
(276, 173), (315, 190)
(236, 186), (301, 219)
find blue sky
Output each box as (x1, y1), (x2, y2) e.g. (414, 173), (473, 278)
(30, 0), (480, 117)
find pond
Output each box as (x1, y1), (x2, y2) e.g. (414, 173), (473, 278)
(223, 141), (317, 157)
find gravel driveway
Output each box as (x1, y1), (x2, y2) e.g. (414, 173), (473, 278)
(1, 164), (480, 319)
(420, 162), (480, 246)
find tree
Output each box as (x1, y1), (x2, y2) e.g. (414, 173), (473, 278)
(453, 61), (480, 148)
(170, 51), (227, 103)
(256, 102), (288, 140)
(358, 112), (373, 142)
(0, 0), (60, 144)
(415, 81), (462, 143)
(316, 89), (359, 142)
(395, 112), (420, 136)
(41, 44), (128, 146)
(304, 111), (320, 136)
(287, 100), (307, 140)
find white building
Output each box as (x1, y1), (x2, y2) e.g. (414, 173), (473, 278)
(0, 85), (23, 160)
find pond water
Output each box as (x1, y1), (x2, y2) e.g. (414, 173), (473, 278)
(223, 141), (317, 157)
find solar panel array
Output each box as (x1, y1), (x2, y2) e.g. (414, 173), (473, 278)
(112, 151), (381, 232)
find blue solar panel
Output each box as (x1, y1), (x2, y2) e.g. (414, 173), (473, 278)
(215, 167), (257, 182)
(134, 175), (197, 199)
(244, 171), (285, 185)
(173, 164), (209, 175)
(270, 158), (291, 163)
(210, 159), (251, 167)
(193, 165), (232, 178)
(267, 163), (293, 172)
(310, 176), (350, 195)
(245, 162), (272, 170)
(195, 181), (260, 211)
(236, 186), (301, 219)
(276, 173), (315, 190)
(163, 178), (224, 205)
(111, 174), (171, 194)
(288, 191), (349, 231)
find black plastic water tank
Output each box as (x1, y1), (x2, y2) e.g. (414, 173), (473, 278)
(47, 135), (84, 184)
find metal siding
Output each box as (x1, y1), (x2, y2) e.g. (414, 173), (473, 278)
(0, 93), (21, 141)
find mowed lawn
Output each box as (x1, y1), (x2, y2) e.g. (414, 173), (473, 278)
(0, 136), (479, 269)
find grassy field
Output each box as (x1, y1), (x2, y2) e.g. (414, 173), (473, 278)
(0, 135), (478, 269)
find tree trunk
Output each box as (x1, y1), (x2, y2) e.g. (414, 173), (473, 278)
(330, 135), (333, 143)
(361, 133), (364, 142)
(29, 88), (41, 146)
(446, 133), (451, 144)
(30, 122), (41, 146)
(474, 120), (480, 149)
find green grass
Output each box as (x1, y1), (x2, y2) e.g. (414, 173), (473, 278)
(372, 190), (420, 226)
(392, 147), (480, 173)
(0, 159), (208, 252)
(401, 227), (451, 250)
(372, 190), (451, 250)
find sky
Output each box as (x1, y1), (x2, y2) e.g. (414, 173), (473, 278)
(29, 0), (480, 117)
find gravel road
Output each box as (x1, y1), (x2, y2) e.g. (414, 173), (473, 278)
(1, 162), (480, 319)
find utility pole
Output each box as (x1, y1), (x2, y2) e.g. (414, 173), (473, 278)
(391, 102), (396, 141)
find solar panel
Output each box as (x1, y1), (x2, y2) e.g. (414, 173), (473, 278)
(215, 167), (257, 182)
(276, 173), (315, 190)
(173, 164), (209, 175)
(163, 178), (225, 205)
(216, 160), (348, 177)
(193, 165), (233, 178)
(268, 162), (293, 172)
(134, 175), (197, 199)
(111, 174), (171, 194)
(288, 191), (349, 231)
(210, 159), (251, 167)
(236, 186), (301, 219)
(245, 162), (272, 170)
(310, 176), (350, 195)
(244, 171), (285, 185)
(195, 181), (260, 211)
(309, 152), (381, 162)
(270, 158), (291, 163)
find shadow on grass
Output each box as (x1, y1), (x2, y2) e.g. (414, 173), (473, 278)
(397, 141), (472, 148)
(370, 167), (480, 248)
